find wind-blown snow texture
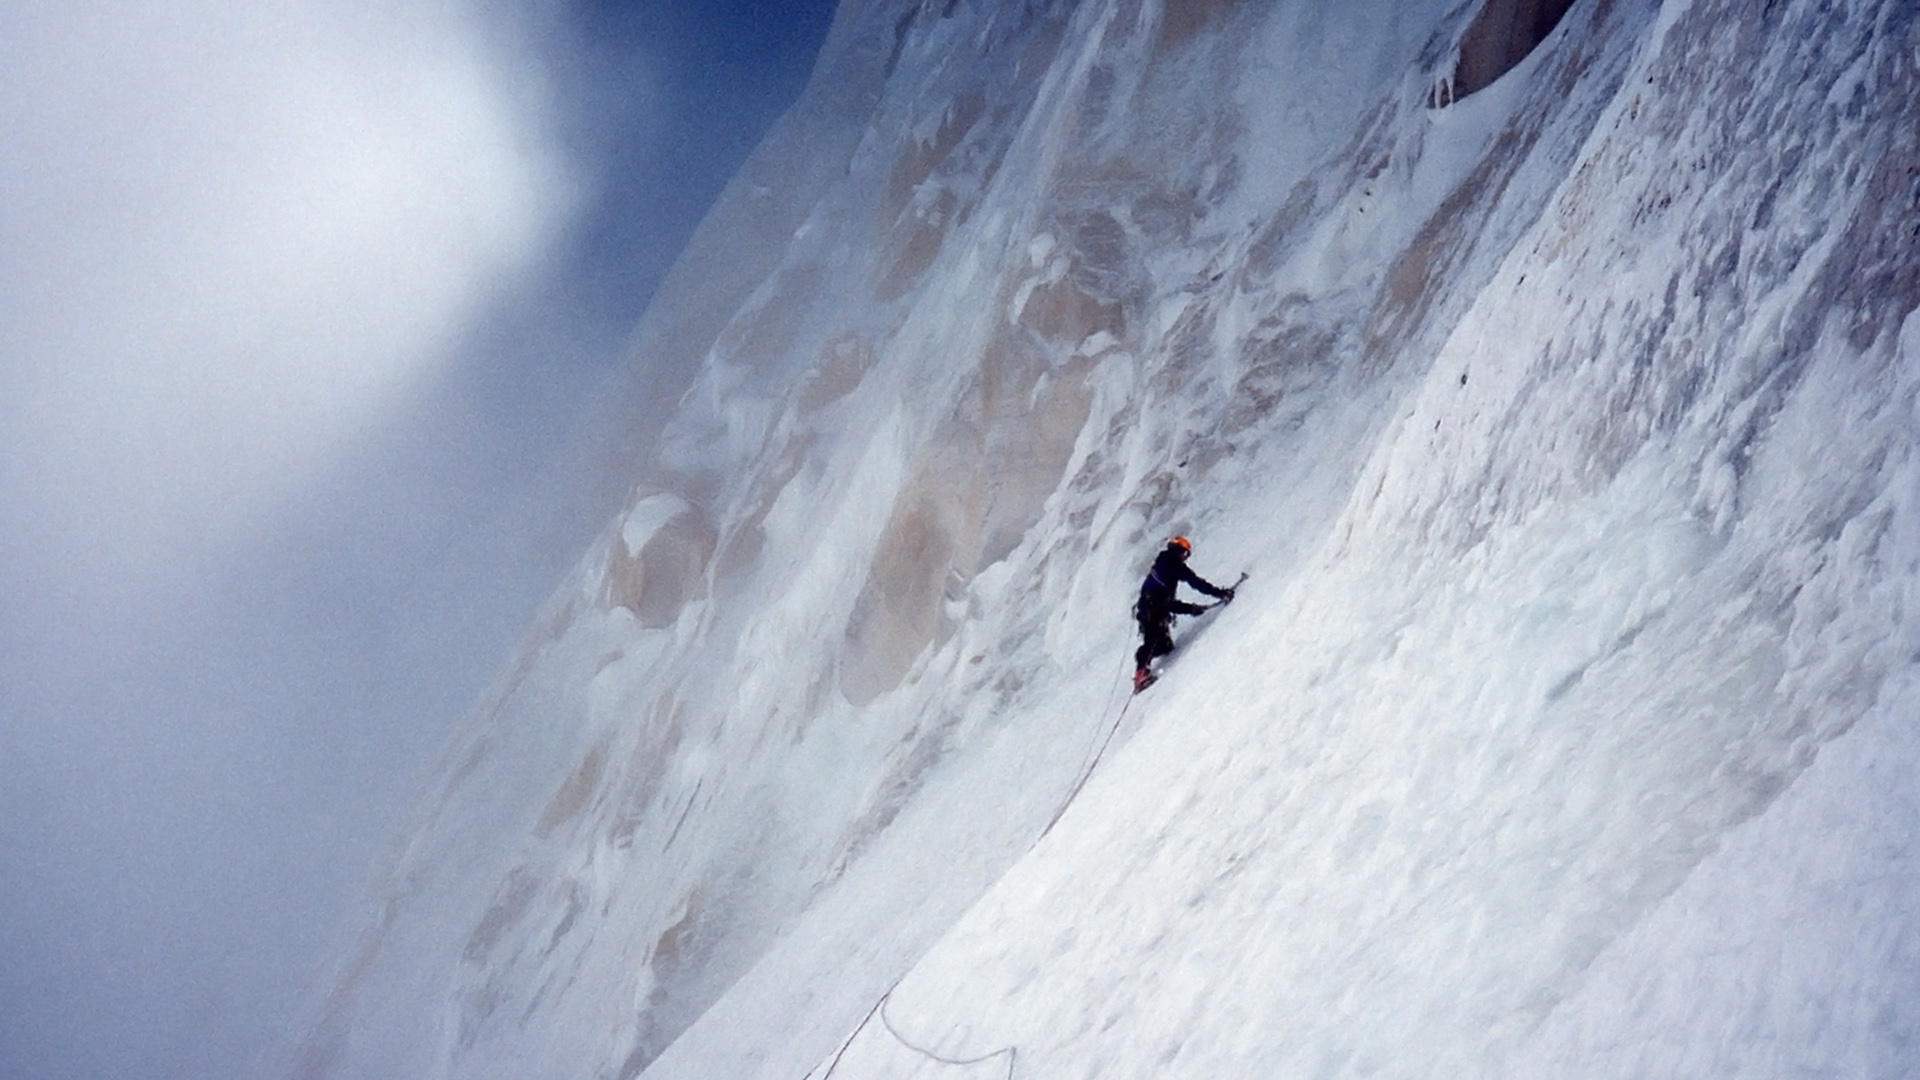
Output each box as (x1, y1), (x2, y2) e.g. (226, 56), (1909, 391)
(288, 1), (1920, 1078)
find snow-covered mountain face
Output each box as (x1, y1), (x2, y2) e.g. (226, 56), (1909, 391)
(288, 0), (1920, 1078)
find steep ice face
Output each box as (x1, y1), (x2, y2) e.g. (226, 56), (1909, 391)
(286, 1), (1920, 1078)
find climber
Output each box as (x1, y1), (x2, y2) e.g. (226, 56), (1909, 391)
(1132, 536), (1235, 692)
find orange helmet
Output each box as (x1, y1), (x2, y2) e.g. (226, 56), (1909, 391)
(1169, 536), (1192, 555)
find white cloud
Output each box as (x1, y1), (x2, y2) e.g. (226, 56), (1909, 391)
(0, 0), (580, 600)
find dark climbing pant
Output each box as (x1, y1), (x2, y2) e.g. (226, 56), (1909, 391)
(1135, 615), (1174, 671)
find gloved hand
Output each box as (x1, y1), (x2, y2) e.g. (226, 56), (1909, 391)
(1223, 587), (1236, 603)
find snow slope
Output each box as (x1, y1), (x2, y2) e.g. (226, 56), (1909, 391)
(287, 1), (1920, 1078)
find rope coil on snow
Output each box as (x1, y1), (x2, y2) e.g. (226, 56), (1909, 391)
(810, 983), (1016, 1080)
(879, 993), (1017, 1078)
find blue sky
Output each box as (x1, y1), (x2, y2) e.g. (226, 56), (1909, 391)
(0, 2), (835, 1077)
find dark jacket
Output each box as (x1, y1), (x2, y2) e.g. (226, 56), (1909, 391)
(1136, 548), (1229, 625)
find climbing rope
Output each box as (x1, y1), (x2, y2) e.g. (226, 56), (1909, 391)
(1039, 657), (1136, 839)
(806, 985), (891, 1080)
(809, 981), (1016, 1080)
(809, 653), (1158, 1079)
(1044, 576), (1242, 839)
(879, 993), (1016, 1078)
